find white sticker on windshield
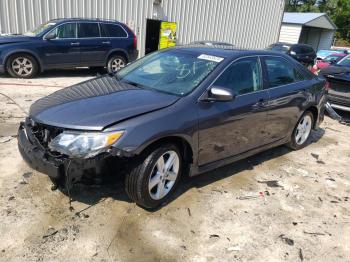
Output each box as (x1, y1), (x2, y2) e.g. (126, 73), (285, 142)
(197, 54), (224, 63)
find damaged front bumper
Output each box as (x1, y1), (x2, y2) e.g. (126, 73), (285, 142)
(17, 120), (111, 189)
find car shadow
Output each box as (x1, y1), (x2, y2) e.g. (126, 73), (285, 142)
(0, 68), (106, 79)
(65, 127), (326, 211)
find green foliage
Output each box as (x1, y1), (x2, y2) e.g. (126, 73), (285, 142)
(284, 0), (350, 47)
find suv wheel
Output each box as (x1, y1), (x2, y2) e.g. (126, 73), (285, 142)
(287, 111), (314, 150)
(125, 144), (182, 209)
(6, 54), (38, 78)
(107, 55), (126, 73)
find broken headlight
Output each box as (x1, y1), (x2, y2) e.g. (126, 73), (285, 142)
(48, 130), (124, 158)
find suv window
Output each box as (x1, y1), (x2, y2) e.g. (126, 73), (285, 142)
(292, 46), (302, 54)
(214, 57), (262, 95)
(102, 23), (127, 37)
(78, 23), (100, 38)
(265, 57), (305, 87)
(50, 23), (76, 39)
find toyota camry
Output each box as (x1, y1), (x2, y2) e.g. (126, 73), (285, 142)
(18, 46), (327, 209)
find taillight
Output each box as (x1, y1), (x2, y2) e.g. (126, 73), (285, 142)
(124, 23), (137, 49)
(133, 35), (137, 49)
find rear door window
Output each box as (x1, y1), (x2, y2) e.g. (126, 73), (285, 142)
(292, 46), (303, 54)
(78, 23), (100, 38)
(214, 57), (262, 95)
(301, 46), (313, 54)
(264, 57), (305, 87)
(102, 23), (127, 37)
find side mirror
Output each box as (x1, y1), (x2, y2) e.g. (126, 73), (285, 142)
(44, 33), (57, 40)
(203, 86), (235, 102)
(329, 60), (337, 64)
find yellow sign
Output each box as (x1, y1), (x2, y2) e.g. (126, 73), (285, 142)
(159, 21), (177, 50)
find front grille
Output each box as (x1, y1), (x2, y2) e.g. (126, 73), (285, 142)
(28, 119), (63, 148)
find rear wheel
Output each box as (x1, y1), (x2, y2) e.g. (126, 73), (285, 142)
(287, 111), (314, 150)
(107, 55), (127, 73)
(125, 144), (182, 209)
(6, 54), (38, 78)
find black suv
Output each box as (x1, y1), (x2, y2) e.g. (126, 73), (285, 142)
(0, 18), (138, 78)
(267, 43), (316, 67)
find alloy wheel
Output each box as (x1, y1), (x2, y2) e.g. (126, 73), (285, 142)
(148, 150), (180, 200)
(295, 114), (312, 145)
(111, 58), (125, 72)
(11, 57), (33, 77)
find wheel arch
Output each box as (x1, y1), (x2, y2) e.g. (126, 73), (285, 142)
(106, 49), (129, 65)
(305, 105), (318, 129)
(4, 50), (43, 72)
(137, 135), (194, 167)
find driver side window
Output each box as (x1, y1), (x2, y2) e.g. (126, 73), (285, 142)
(48, 23), (77, 39)
(214, 57), (262, 95)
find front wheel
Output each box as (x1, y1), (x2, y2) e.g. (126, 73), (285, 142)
(287, 111), (314, 150)
(107, 55), (127, 73)
(6, 54), (38, 78)
(125, 144), (182, 209)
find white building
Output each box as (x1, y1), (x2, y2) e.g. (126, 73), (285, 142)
(279, 12), (337, 51)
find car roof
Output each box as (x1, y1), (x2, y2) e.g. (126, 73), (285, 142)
(329, 53), (347, 57)
(272, 42), (313, 48)
(172, 45), (289, 59)
(49, 18), (122, 24)
(190, 40), (235, 46)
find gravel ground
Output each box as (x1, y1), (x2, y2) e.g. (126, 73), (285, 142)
(0, 69), (349, 262)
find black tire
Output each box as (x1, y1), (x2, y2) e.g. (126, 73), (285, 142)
(287, 111), (314, 150)
(6, 53), (39, 78)
(125, 144), (183, 209)
(107, 55), (127, 73)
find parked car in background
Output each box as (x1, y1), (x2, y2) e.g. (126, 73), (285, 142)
(316, 49), (348, 60)
(267, 42), (316, 67)
(320, 55), (350, 112)
(190, 40), (235, 47)
(311, 53), (347, 74)
(0, 18), (138, 78)
(18, 46), (327, 209)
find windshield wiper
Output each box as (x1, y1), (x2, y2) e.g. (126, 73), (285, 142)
(121, 79), (145, 89)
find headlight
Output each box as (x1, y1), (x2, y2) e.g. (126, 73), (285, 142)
(48, 130), (124, 158)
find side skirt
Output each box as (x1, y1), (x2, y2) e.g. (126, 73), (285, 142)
(189, 137), (289, 177)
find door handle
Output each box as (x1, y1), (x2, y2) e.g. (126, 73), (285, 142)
(70, 42), (80, 46)
(102, 41), (111, 44)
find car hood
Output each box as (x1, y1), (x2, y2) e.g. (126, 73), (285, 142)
(0, 35), (34, 45)
(320, 65), (350, 81)
(29, 75), (180, 131)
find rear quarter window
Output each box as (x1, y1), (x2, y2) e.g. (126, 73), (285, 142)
(101, 23), (127, 37)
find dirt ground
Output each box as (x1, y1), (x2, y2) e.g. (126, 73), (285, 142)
(0, 69), (349, 262)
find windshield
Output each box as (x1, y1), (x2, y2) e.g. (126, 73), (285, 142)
(267, 44), (291, 53)
(323, 55), (342, 62)
(116, 50), (223, 96)
(23, 22), (57, 36)
(337, 55), (350, 67)
(317, 50), (332, 56)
